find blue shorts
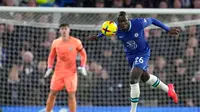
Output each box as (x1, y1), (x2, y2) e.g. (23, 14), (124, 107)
(127, 50), (150, 71)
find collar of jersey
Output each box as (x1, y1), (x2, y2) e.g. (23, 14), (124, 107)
(128, 20), (131, 31)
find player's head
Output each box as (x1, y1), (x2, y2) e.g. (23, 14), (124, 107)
(117, 11), (129, 31)
(59, 23), (70, 37)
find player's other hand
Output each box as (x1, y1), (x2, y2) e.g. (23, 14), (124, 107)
(78, 67), (87, 76)
(87, 35), (98, 41)
(168, 28), (180, 36)
(44, 68), (52, 78)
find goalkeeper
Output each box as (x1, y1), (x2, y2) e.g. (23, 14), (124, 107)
(44, 24), (87, 112)
(88, 11), (179, 112)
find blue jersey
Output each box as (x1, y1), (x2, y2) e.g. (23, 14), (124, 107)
(116, 18), (170, 57)
(116, 18), (169, 70)
(98, 18), (170, 70)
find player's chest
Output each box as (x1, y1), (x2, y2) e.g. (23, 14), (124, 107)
(117, 31), (140, 41)
(56, 42), (77, 54)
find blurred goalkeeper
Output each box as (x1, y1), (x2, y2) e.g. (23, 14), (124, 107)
(44, 23), (87, 112)
(88, 11), (179, 112)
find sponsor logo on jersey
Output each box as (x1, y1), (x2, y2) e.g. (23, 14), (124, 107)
(126, 40), (137, 49)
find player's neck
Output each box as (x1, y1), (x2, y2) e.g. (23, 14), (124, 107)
(62, 36), (70, 41)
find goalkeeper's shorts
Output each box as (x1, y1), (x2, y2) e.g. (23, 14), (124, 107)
(50, 73), (77, 92)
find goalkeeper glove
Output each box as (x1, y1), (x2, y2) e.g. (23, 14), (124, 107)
(77, 67), (87, 76)
(44, 68), (52, 78)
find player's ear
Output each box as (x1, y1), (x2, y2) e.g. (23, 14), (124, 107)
(59, 28), (61, 33)
(126, 15), (129, 20)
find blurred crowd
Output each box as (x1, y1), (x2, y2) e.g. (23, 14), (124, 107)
(0, 0), (199, 108)
(0, 0), (198, 8)
(1, 0), (200, 25)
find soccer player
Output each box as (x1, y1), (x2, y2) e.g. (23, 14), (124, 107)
(88, 11), (179, 112)
(44, 24), (87, 112)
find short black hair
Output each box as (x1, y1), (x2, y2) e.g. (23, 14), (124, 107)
(59, 23), (69, 28)
(117, 11), (127, 17)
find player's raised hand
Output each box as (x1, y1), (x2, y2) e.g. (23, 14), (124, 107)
(44, 68), (52, 78)
(87, 35), (98, 41)
(168, 28), (180, 36)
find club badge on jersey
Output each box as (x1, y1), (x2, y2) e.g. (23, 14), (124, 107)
(68, 47), (73, 51)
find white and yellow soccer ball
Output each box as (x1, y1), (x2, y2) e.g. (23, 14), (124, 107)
(101, 21), (118, 37)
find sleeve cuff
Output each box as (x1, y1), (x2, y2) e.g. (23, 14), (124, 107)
(80, 65), (86, 68)
(97, 33), (104, 38)
(166, 27), (170, 32)
(48, 66), (52, 69)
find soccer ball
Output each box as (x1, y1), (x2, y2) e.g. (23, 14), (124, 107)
(101, 21), (118, 37)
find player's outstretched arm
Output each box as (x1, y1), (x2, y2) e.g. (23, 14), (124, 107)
(87, 33), (105, 41)
(150, 18), (180, 35)
(141, 18), (180, 36)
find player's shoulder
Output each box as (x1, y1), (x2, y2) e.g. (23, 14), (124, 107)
(70, 36), (82, 44)
(70, 36), (80, 41)
(130, 18), (148, 28)
(130, 18), (137, 22)
(130, 18), (145, 23)
(52, 38), (61, 43)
